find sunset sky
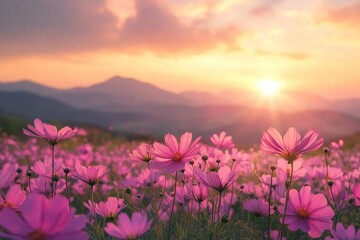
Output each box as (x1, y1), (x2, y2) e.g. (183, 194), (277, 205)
(1, 0), (360, 99)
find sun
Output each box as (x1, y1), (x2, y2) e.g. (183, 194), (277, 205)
(258, 79), (283, 97)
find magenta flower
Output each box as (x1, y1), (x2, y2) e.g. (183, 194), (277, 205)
(194, 166), (237, 192)
(0, 163), (16, 189)
(72, 163), (108, 186)
(23, 118), (77, 145)
(130, 143), (154, 163)
(105, 212), (152, 239)
(0, 184), (26, 210)
(278, 186), (334, 238)
(261, 127), (323, 162)
(0, 194), (88, 239)
(243, 198), (274, 217)
(186, 184), (209, 204)
(32, 157), (64, 179)
(84, 197), (126, 219)
(210, 131), (235, 149)
(326, 223), (360, 240)
(353, 183), (360, 206)
(151, 132), (201, 173)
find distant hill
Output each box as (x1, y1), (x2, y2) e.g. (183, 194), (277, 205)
(0, 79), (60, 96)
(1, 76), (193, 110)
(1, 90), (360, 145)
(1, 77), (360, 118)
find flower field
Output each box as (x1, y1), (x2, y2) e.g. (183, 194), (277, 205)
(0, 118), (359, 239)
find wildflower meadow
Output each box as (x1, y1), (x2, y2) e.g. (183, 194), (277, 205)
(0, 118), (359, 240)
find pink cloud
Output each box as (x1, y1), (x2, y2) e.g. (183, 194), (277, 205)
(115, 0), (242, 54)
(0, 0), (119, 57)
(0, 0), (242, 57)
(316, 2), (360, 31)
(255, 50), (310, 60)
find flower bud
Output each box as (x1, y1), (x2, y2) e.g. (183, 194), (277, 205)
(327, 181), (334, 187)
(52, 175), (59, 182)
(323, 147), (330, 155)
(221, 215), (229, 223)
(64, 167), (70, 174)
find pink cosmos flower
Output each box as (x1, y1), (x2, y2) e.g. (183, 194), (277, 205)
(243, 198), (274, 217)
(278, 186), (334, 238)
(0, 194), (88, 239)
(186, 184), (209, 204)
(151, 132), (201, 173)
(0, 184), (26, 210)
(105, 212), (153, 239)
(84, 197), (126, 219)
(31, 178), (66, 196)
(130, 143), (154, 163)
(0, 163), (17, 189)
(32, 157), (64, 179)
(23, 118), (77, 145)
(353, 183), (360, 206)
(276, 158), (305, 180)
(261, 127), (323, 162)
(267, 230), (286, 240)
(326, 223), (360, 240)
(194, 166), (238, 193)
(72, 163), (108, 186)
(210, 131), (235, 149)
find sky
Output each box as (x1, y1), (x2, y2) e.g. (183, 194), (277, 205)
(1, 0), (360, 99)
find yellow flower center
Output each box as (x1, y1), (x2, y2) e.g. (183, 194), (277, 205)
(297, 209), (309, 218)
(172, 152), (182, 162)
(28, 230), (45, 240)
(1, 202), (16, 209)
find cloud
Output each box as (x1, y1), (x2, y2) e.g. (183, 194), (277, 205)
(255, 50), (310, 60)
(315, 2), (360, 31)
(0, 0), (242, 57)
(250, 6), (274, 17)
(0, 0), (119, 56)
(117, 0), (241, 54)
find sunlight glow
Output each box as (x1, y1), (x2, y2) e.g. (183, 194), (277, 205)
(258, 79), (283, 97)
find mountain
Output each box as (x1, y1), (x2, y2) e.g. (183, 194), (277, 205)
(0, 91), (148, 130)
(0, 79), (60, 96)
(332, 98), (360, 118)
(0, 76), (194, 110)
(1, 91), (359, 145)
(2, 77), (360, 117)
(179, 91), (235, 106)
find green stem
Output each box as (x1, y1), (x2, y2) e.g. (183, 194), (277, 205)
(217, 191), (222, 222)
(167, 171), (178, 240)
(279, 161), (294, 240)
(329, 186), (338, 225)
(51, 144), (55, 198)
(28, 176), (31, 193)
(65, 173), (71, 210)
(90, 185), (97, 224)
(267, 169), (274, 239)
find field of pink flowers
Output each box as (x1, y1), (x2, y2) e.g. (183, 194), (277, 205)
(0, 118), (359, 240)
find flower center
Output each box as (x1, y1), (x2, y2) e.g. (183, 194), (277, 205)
(283, 153), (298, 163)
(28, 230), (45, 240)
(2, 202), (16, 209)
(143, 154), (152, 162)
(297, 209), (309, 218)
(172, 152), (182, 162)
